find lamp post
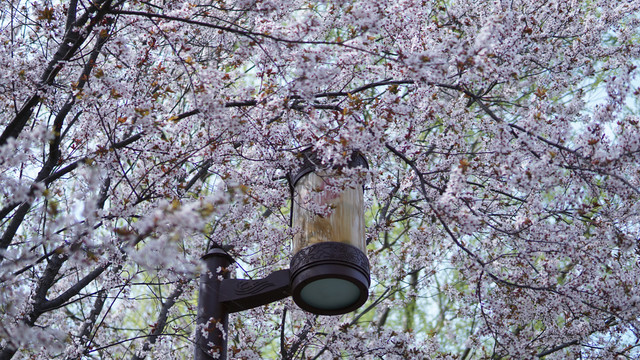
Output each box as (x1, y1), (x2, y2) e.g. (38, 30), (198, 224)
(195, 151), (370, 360)
(195, 150), (369, 360)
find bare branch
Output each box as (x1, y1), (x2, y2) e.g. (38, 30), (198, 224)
(130, 282), (187, 360)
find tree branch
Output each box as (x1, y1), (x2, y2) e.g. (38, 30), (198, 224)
(109, 10), (374, 54)
(72, 289), (107, 359)
(537, 339), (580, 358)
(130, 282), (186, 360)
(37, 263), (110, 314)
(0, 0), (113, 147)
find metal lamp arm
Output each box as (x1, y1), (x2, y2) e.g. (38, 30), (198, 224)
(219, 269), (291, 313)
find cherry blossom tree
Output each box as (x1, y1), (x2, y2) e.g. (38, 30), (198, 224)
(1, 0), (639, 359)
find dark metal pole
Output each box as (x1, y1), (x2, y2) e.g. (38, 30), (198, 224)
(195, 248), (233, 360)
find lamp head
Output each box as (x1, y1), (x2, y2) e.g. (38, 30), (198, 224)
(288, 150), (370, 315)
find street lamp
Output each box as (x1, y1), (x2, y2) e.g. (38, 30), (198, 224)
(195, 150), (369, 360)
(289, 150), (369, 315)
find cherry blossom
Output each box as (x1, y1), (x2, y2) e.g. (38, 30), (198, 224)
(1, 0), (639, 359)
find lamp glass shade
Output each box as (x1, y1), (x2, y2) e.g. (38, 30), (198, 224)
(299, 278), (361, 311)
(291, 172), (365, 254)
